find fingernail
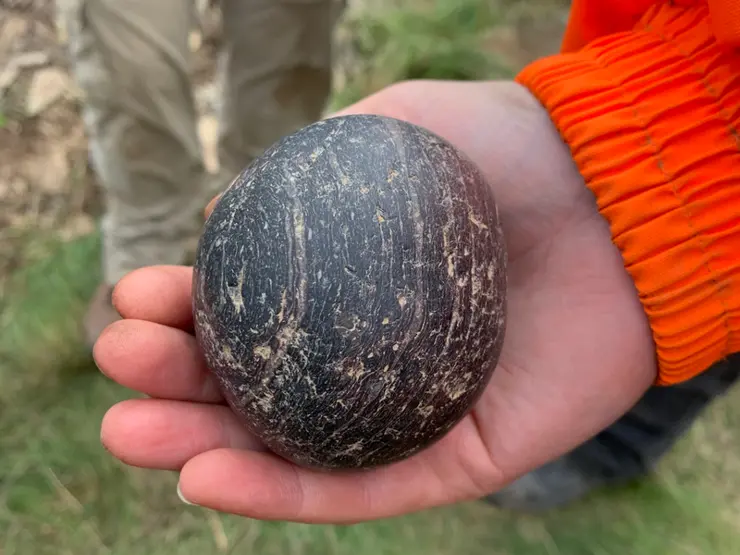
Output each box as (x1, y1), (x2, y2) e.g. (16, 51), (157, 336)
(177, 482), (197, 506)
(204, 194), (222, 219)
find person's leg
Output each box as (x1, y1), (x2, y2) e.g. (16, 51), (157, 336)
(486, 353), (740, 511)
(215, 0), (345, 182)
(61, 0), (206, 344)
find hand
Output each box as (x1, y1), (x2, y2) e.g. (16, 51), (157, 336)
(94, 80), (657, 524)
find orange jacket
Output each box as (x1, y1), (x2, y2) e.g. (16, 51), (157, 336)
(516, 0), (740, 385)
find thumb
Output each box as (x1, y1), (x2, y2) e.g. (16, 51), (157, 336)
(204, 193), (221, 220)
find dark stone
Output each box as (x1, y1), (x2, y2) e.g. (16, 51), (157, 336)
(192, 114), (507, 470)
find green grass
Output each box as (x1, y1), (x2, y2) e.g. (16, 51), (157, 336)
(0, 232), (102, 402)
(330, 0), (514, 110)
(2, 0), (740, 552)
(1, 216), (738, 555)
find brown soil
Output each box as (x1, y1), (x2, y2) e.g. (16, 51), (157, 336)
(0, 0), (569, 297)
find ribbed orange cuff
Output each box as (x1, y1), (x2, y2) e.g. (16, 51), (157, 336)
(516, 2), (740, 385)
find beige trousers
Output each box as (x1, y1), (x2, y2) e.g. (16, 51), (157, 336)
(60, 0), (344, 285)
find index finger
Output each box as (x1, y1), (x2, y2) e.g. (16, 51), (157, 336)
(113, 265), (195, 330)
(205, 193), (221, 220)
(177, 421), (498, 524)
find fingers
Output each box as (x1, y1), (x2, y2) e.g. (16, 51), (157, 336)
(113, 266), (195, 330)
(101, 399), (265, 470)
(94, 319), (222, 403)
(176, 423), (496, 524)
(178, 450), (444, 523)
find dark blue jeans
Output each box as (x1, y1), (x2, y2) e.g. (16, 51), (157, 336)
(569, 353), (740, 481)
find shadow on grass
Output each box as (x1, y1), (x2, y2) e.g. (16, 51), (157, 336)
(0, 231), (101, 405)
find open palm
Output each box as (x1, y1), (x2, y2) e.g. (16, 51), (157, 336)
(94, 80), (657, 523)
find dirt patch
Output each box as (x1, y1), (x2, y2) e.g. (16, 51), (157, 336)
(0, 0), (569, 300)
(0, 3), (94, 297)
(0, 1), (221, 297)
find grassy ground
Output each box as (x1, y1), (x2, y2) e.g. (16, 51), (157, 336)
(1, 1), (739, 553)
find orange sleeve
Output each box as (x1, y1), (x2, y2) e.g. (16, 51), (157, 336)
(560, 0), (654, 53)
(516, 1), (740, 386)
(562, 0), (740, 52)
(708, 0), (740, 43)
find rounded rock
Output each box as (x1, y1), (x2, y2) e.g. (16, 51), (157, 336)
(192, 114), (507, 470)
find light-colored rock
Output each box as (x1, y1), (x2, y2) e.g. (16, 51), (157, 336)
(189, 30), (203, 53)
(0, 16), (28, 57)
(58, 213), (96, 241)
(0, 51), (49, 93)
(0, 176), (28, 201)
(198, 115), (219, 174)
(19, 144), (70, 193)
(25, 67), (70, 116)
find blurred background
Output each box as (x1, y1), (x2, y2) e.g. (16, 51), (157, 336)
(0, 0), (738, 553)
